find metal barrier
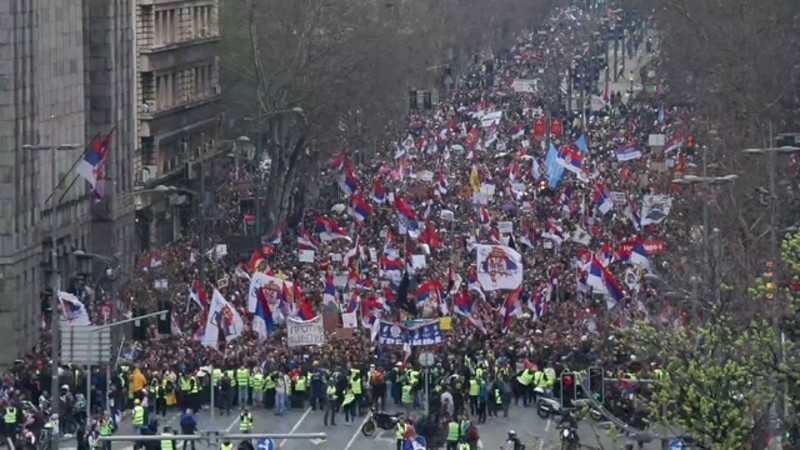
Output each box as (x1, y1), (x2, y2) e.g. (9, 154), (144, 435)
(99, 433), (326, 441)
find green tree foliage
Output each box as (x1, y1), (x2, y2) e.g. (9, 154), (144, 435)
(624, 233), (800, 448)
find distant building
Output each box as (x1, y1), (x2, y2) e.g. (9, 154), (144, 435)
(134, 0), (221, 249)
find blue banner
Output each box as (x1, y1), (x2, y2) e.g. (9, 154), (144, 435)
(378, 320), (443, 346)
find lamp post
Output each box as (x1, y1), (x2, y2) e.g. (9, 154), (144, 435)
(24, 142), (81, 449)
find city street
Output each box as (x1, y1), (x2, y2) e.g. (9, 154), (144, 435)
(59, 401), (663, 450)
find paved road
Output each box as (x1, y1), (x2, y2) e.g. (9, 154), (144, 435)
(56, 401), (664, 450)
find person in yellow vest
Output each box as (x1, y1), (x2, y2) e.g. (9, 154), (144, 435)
(349, 368), (362, 416)
(468, 377), (480, 416)
(219, 438), (233, 450)
(165, 372), (178, 408)
(516, 368), (534, 406)
(445, 418), (460, 450)
(262, 372), (276, 409)
(239, 408), (253, 434)
(250, 368), (264, 406)
(160, 426), (175, 450)
(189, 372), (201, 413)
(532, 369), (547, 403)
(457, 439), (470, 450)
(4, 403), (18, 446)
(236, 366), (250, 407)
(341, 387), (356, 425)
(294, 371), (307, 409)
(323, 380), (338, 426)
(395, 417), (410, 450)
(493, 383), (504, 419)
(225, 368), (237, 406)
(401, 380), (413, 419)
(133, 399), (146, 434)
(179, 374), (191, 410)
(99, 411), (114, 450)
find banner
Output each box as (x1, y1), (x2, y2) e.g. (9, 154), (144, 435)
(619, 239), (667, 256)
(378, 320), (443, 346)
(475, 244), (523, 291)
(287, 315), (325, 347)
(248, 273), (292, 313)
(641, 195), (673, 226)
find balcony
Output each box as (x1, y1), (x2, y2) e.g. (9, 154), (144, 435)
(139, 93), (220, 139)
(139, 37), (219, 73)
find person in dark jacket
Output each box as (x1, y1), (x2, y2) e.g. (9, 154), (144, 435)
(179, 409), (198, 450)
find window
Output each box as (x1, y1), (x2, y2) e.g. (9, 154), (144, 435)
(192, 5), (211, 38)
(154, 8), (178, 45)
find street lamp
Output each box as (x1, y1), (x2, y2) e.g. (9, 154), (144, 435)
(24, 141), (81, 450)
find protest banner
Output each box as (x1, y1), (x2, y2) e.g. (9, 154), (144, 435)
(287, 315), (326, 347)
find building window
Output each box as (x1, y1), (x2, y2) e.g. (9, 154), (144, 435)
(192, 5), (211, 39)
(155, 8), (178, 45)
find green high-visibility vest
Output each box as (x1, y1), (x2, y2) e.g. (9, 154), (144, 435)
(447, 422), (459, 442)
(401, 384), (412, 404)
(4, 407), (16, 424)
(160, 434), (174, 450)
(133, 406), (145, 426)
(236, 368), (249, 386)
(469, 379), (479, 396)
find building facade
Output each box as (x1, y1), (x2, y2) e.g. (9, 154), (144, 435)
(134, 0), (221, 250)
(0, 0), (138, 367)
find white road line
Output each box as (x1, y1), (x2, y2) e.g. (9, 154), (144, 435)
(225, 414), (241, 432)
(343, 415), (371, 450)
(278, 406), (312, 448)
(539, 419), (552, 450)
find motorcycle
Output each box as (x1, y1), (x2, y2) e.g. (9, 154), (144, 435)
(535, 388), (563, 419)
(360, 409), (404, 437)
(559, 426), (579, 450)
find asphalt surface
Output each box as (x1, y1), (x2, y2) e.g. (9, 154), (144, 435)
(55, 401), (665, 450)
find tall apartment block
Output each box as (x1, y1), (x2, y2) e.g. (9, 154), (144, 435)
(0, 0), (138, 366)
(133, 0), (221, 248)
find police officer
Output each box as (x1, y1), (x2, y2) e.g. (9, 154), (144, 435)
(219, 371), (232, 416)
(133, 399), (146, 434)
(395, 417), (409, 450)
(323, 380), (338, 427)
(238, 408), (253, 434)
(220, 438), (234, 450)
(236, 366), (250, 407)
(309, 362), (325, 411)
(445, 417), (460, 450)
(3, 402), (18, 447)
(161, 426), (175, 450)
(99, 412), (114, 450)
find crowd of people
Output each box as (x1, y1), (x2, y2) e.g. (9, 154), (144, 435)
(1, 2), (702, 450)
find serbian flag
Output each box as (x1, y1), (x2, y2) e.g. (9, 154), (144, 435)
(395, 195), (417, 221)
(437, 172), (449, 195)
(557, 147), (584, 176)
(454, 290), (474, 316)
(316, 217), (351, 242)
(519, 224), (536, 250)
(600, 242), (615, 266)
(76, 129), (113, 202)
(419, 222), (442, 249)
(468, 267), (486, 300)
(372, 178), (387, 204)
(323, 275), (338, 306)
(333, 152), (348, 171)
(253, 287), (276, 341)
(297, 295), (315, 321)
(190, 280), (209, 310)
(348, 193), (373, 224)
(478, 206), (491, 226)
(297, 228), (319, 250)
(338, 166), (359, 196)
(499, 288), (521, 329)
(616, 143), (642, 162)
(630, 239), (652, 269)
(416, 281), (443, 311)
(587, 257), (625, 308)
(594, 183), (613, 215)
(542, 220), (564, 244)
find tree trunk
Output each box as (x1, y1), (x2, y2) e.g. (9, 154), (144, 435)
(262, 113), (308, 236)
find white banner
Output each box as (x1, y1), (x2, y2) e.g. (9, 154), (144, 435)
(641, 195), (673, 226)
(341, 311), (358, 329)
(287, 315), (326, 347)
(247, 273), (292, 313)
(475, 244), (523, 291)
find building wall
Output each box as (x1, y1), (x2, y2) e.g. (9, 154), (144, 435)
(0, 0), (91, 367)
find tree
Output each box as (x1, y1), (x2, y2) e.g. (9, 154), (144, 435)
(623, 232), (800, 449)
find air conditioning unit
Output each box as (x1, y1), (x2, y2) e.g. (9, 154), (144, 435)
(139, 165), (157, 183)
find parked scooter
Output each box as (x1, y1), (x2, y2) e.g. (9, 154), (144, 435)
(361, 408), (404, 437)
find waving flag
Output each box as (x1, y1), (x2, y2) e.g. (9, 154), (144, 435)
(416, 281), (443, 312)
(576, 135), (589, 153)
(395, 195), (417, 221)
(348, 193), (373, 224)
(58, 291), (91, 326)
(76, 129), (113, 202)
(190, 280), (210, 310)
(297, 228), (319, 250)
(395, 195), (420, 240)
(253, 287), (276, 341)
(630, 239), (652, 269)
(594, 183), (613, 215)
(338, 165), (360, 196)
(588, 257), (625, 308)
(499, 288), (521, 329)
(202, 289), (246, 348)
(323, 275), (338, 306)
(542, 220), (564, 245)
(558, 147), (584, 176)
(519, 224), (537, 250)
(437, 172), (449, 195)
(372, 178), (387, 204)
(454, 290), (486, 334)
(468, 267), (486, 300)
(545, 144), (565, 187)
(600, 243), (616, 266)
(316, 217), (351, 242)
(616, 143), (642, 162)
(478, 206), (491, 226)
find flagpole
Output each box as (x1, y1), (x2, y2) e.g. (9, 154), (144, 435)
(43, 131), (101, 206)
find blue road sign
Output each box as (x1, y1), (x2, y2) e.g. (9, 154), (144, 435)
(669, 438), (687, 450)
(257, 438), (276, 450)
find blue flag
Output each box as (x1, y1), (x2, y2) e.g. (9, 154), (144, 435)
(576, 135), (589, 154)
(545, 144), (565, 188)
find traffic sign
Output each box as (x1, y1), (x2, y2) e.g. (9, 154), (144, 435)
(60, 325), (112, 365)
(257, 438), (277, 450)
(669, 438), (687, 450)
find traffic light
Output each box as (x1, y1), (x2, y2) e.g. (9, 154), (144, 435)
(133, 307), (148, 341)
(409, 90), (418, 110)
(157, 300), (172, 335)
(588, 367), (604, 403)
(765, 260), (776, 300)
(560, 372), (577, 409)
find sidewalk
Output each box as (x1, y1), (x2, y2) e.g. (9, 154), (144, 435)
(602, 38), (652, 99)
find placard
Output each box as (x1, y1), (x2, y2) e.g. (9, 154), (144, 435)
(287, 315), (326, 347)
(609, 191), (627, 205)
(411, 254), (427, 268)
(333, 274), (349, 288)
(377, 320), (443, 346)
(341, 311), (358, 329)
(330, 253), (342, 262)
(216, 276), (229, 289)
(440, 210), (455, 222)
(298, 250), (315, 263)
(648, 134), (666, 147)
(498, 221), (513, 234)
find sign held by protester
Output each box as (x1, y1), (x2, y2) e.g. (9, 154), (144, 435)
(287, 315), (325, 347)
(378, 320), (443, 346)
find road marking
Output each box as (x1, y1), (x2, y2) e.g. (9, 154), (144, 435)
(343, 415), (371, 450)
(374, 430), (396, 443)
(539, 419), (552, 450)
(278, 406), (312, 448)
(225, 414), (241, 432)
